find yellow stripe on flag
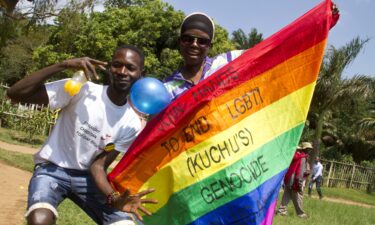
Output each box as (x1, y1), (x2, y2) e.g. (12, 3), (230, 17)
(112, 40), (325, 193)
(141, 83), (315, 212)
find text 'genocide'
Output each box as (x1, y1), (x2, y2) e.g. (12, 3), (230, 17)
(200, 155), (268, 204)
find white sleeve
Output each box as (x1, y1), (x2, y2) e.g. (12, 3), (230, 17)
(45, 79), (73, 110)
(229, 50), (246, 60)
(207, 50), (245, 76)
(317, 164), (323, 177)
(212, 50), (245, 66)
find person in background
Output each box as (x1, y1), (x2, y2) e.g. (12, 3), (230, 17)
(163, 12), (244, 100)
(308, 156), (324, 199)
(275, 142), (312, 219)
(7, 45), (157, 225)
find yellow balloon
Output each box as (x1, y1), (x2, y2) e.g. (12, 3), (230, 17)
(64, 80), (83, 96)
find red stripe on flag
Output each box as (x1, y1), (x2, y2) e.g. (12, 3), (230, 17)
(108, 0), (338, 182)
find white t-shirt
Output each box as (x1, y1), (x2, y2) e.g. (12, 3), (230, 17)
(34, 79), (142, 170)
(312, 162), (323, 180)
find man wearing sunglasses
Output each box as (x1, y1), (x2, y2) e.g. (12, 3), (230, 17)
(163, 12), (244, 100)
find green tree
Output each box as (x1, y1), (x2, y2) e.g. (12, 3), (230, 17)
(73, 1), (184, 79)
(30, 6), (86, 78)
(0, 0), (94, 22)
(210, 25), (235, 57)
(104, 0), (150, 8)
(303, 77), (375, 163)
(308, 37), (372, 163)
(359, 110), (375, 134)
(0, 25), (51, 84)
(358, 84), (375, 137)
(32, 0), (234, 80)
(0, 15), (25, 49)
(0, 1), (96, 84)
(0, 0), (22, 13)
(231, 28), (263, 49)
(1, 0), (236, 83)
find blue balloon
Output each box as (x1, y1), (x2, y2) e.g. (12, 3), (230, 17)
(130, 77), (171, 115)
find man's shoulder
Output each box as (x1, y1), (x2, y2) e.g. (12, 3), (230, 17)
(81, 82), (105, 94)
(87, 81), (104, 88)
(163, 70), (183, 83)
(69, 82), (105, 105)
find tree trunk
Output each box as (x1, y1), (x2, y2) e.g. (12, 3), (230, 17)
(311, 112), (325, 166)
(0, 0), (19, 13)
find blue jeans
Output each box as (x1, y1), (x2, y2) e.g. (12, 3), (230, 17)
(27, 163), (142, 225)
(308, 175), (323, 199)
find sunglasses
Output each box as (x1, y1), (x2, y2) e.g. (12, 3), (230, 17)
(180, 35), (211, 48)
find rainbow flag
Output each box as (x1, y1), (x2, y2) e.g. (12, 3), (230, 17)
(108, 1), (339, 224)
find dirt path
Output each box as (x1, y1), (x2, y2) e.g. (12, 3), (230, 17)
(0, 141), (374, 225)
(0, 163), (31, 225)
(0, 141), (36, 225)
(312, 196), (375, 208)
(0, 140), (38, 154)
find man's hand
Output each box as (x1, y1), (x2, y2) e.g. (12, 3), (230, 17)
(332, 2), (339, 15)
(113, 188), (158, 221)
(63, 57), (107, 81)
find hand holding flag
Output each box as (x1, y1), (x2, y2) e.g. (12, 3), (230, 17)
(109, 1), (339, 224)
(112, 188), (158, 221)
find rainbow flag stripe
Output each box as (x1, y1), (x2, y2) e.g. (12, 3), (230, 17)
(108, 1), (339, 224)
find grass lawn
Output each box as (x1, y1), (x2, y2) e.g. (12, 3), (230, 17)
(0, 127), (45, 148)
(274, 189), (375, 225)
(0, 140), (374, 225)
(322, 187), (375, 206)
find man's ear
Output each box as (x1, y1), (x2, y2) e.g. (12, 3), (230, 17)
(209, 42), (214, 49)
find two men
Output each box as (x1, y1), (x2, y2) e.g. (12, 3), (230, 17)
(7, 46), (157, 225)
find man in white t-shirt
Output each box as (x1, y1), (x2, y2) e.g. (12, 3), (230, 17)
(7, 45), (157, 225)
(308, 156), (324, 199)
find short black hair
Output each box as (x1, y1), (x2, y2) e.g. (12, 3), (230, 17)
(114, 45), (145, 68)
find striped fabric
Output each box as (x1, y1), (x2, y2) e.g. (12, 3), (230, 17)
(108, 1), (339, 224)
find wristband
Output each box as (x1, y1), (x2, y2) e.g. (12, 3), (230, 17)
(106, 191), (120, 206)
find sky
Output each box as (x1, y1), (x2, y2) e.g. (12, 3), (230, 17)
(163, 0), (374, 78)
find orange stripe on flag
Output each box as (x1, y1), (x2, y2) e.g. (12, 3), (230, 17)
(111, 40), (326, 193)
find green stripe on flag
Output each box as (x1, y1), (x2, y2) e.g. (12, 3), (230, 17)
(144, 123), (304, 225)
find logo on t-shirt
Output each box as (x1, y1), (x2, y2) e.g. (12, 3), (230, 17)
(104, 143), (115, 152)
